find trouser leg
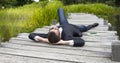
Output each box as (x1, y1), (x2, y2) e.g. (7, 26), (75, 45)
(58, 8), (69, 25)
(76, 25), (88, 32)
(77, 23), (99, 32)
(86, 24), (95, 30)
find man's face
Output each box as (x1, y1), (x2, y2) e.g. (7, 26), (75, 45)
(49, 26), (60, 36)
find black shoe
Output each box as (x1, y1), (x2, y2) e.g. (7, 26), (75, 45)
(92, 23), (99, 28)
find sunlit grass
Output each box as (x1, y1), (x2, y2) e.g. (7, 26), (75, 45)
(0, 1), (116, 41)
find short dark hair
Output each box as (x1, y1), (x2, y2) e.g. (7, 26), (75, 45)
(48, 31), (60, 43)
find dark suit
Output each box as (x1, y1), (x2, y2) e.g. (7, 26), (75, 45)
(29, 8), (85, 47)
(29, 23), (85, 47)
(59, 24), (85, 47)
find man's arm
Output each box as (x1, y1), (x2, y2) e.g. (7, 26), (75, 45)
(54, 40), (73, 45)
(34, 36), (85, 47)
(29, 33), (49, 43)
(34, 36), (49, 43)
(54, 37), (85, 47)
(29, 33), (85, 47)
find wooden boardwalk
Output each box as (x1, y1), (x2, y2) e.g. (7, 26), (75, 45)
(0, 13), (120, 63)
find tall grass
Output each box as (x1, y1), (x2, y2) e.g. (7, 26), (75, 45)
(0, 1), (115, 41)
(24, 1), (63, 32)
(64, 3), (115, 19)
(0, 1), (48, 41)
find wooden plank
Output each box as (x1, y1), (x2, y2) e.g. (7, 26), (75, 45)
(87, 30), (117, 34)
(69, 13), (99, 19)
(31, 27), (116, 35)
(68, 19), (103, 21)
(18, 31), (116, 37)
(37, 26), (109, 32)
(16, 33), (118, 43)
(17, 31), (117, 38)
(82, 38), (118, 42)
(35, 26), (109, 32)
(2, 43), (111, 58)
(16, 30), (118, 43)
(18, 32), (117, 40)
(68, 19), (104, 25)
(0, 47), (116, 63)
(39, 28), (115, 36)
(16, 34), (118, 42)
(17, 30), (117, 36)
(82, 36), (118, 40)
(11, 37), (113, 45)
(16, 34), (118, 41)
(8, 38), (111, 52)
(37, 27), (117, 34)
(0, 54), (70, 63)
(11, 37), (112, 48)
(69, 15), (98, 18)
(84, 31), (117, 36)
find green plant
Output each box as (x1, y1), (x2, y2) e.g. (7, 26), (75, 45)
(24, 1), (63, 32)
(0, 1), (116, 41)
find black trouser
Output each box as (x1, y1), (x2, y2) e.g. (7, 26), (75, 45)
(58, 8), (94, 32)
(58, 8), (85, 47)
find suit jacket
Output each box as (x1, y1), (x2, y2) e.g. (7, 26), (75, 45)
(59, 24), (85, 47)
(59, 24), (82, 40)
(29, 24), (85, 47)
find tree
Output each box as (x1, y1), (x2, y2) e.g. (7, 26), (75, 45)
(0, 0), (17, 8)
(0, 0), (35, 8)
(59, 0), (117, 6)
(115, 0), (120, 7)
(16, 0), (34, 6)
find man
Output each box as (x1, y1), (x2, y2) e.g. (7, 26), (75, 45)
(29, 8), (99, 47)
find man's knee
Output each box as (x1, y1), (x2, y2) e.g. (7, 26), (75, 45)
(78, 25), (88, 32)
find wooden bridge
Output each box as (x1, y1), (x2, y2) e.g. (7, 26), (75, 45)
(0, 13), (120, 63)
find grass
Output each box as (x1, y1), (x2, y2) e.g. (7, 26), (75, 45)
(0, 1), (116, 41)
(0, 2), (48, 41)
(64, 3), (115, 19)
(24, 1), (63, 32)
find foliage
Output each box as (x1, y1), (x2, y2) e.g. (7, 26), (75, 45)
(15, 0), (34, 6)
(64, 3), (115, 19)
(0, 0), (34, 8)
(0, 0), (17, 8)
(59, 0), (116, 6)
(0, 1), (116, 41)
(0, 2), (44, 41)
(24, 1), (63, 32)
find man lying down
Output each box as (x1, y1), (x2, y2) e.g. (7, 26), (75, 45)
(28, 8), (99, 47)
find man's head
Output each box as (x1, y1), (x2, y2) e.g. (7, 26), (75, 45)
(48, 26), (60, 43)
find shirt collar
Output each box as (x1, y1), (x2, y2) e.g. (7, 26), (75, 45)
(58, 27), (63, 38)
